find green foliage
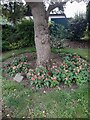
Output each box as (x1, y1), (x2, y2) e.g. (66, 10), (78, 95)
(2, 20), (34, 51)
(81, 28), (90, 41)
(2, 24), (16, 51)
(49, 23), (69, 48)
(60, 53), (89, 85)
(2, 41), (10, 51)
(3, 53), (89, 88)
(3, 56), (29, 77)
(68, 14), (87, 40)
(2, 2), (26, 25)
(16, 19), (34, 47)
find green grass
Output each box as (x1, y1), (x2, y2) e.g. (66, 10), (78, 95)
(2, 47), (36, 62)
(2, 78), (89, 118)
(62, 48), (89, 61)
(52, 48), (89, 61)
(2, 47), (90, 62)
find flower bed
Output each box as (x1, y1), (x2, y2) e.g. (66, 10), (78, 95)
(2, 53), (90, 89)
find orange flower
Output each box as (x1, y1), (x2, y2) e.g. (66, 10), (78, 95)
(88, 70), (90, 73)
(34, 75), (37, 79)
(45, 78), (48, 81)
(77, 69), (80, 73)
(27, 72), (31, 76)
(65, 70), (68, 73)
(38, 77), (41, 80)
(31, 77), (35, 81)
(51, 77), (56, 81)
(41, 74), (44, 78)
(65, 77), (68, 80)
(74, 56), (77, 58)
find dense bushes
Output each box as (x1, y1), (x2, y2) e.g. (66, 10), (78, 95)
(68, 15), (87, 40)
(2, 19), (34, 51)
(49, 23), (69, 48)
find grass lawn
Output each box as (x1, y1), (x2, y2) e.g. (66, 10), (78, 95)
(52, 48), (89, 61)
(61, 48), (89, 61)
(2, 47), (90, 62)
(2, 47), (36, 62)
(2, 77), (89, 118)
(1, 47), (90, 118)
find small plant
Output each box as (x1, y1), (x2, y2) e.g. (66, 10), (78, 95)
(3, 54), (90, 88)
(3, 56), (29, 77)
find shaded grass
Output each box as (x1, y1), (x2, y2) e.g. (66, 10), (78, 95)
(2, 47), (90, 62)
(52, 48), (89, 61)
(61, 48), (89, 61)
(2, 47), (36, 62)
(2, 78), (89, 118)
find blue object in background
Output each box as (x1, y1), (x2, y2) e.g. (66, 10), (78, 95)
(51, 18), (68, 28)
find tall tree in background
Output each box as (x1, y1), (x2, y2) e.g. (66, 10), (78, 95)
(86, 1), (90, 31)
(2, 2), (26, 25)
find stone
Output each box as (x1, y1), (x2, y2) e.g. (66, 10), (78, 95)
(13, 73), (24, 82)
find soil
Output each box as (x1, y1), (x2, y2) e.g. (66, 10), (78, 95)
(3, 52), (63, 68)
(65, 40), (90, 48)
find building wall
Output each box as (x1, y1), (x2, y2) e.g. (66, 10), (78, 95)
(49, 15), (68, 28)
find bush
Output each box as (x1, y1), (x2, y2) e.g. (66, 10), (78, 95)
(2, 24), (16, 42)
(16, 19), (34, 47)
(49, 23), (69, 48)
(68, 15), (87, 40)
(2, 19), (34, 51)
(81, 25), (90, 41)
(2, 41), (10, 51)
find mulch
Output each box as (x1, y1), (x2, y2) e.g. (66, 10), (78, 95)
(67, 40), (90, 48)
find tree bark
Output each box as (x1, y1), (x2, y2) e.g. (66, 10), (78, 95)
(30, 2), (51, 67)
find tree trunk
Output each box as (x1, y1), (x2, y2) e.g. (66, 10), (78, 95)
(30, 2), (51, 67)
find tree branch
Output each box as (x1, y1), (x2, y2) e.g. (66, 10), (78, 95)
(47, 2), (66, 17)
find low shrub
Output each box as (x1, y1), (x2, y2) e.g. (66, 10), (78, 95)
(81, 28), (90, 41)
(2, 19), (34, 51)
(2, 41), (10, 51)
(49, 23), (69, 48)
(3, 53), (89, 89)
(68, 15), (87, 40)
(16, 19), (34, 47)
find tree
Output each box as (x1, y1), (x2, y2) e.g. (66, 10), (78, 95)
(25, 1), (66, 67)
(2, 2), (26, 25)
(1, 0), (88, 67)
(68, 13), (87, 40)
(86, 1), (90, 31)
(25, 0), (88, 67)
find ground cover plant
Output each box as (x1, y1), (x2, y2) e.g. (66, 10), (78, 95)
(2, 52), (90, 89)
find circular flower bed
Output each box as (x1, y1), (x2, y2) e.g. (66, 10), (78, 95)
(2, 53), (90, 89)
